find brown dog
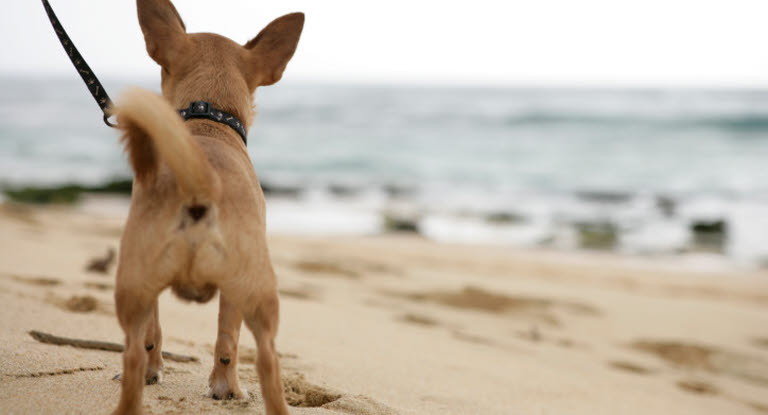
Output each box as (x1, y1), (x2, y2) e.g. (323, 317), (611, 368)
(110, 1), (303, 414)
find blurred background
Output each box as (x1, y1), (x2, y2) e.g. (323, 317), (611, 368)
(3, 0), (768, 266)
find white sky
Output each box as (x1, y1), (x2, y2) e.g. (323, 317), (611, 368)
(2, 0), (768, 87)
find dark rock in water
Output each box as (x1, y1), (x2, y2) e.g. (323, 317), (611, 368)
(383, 213), (420, 233)
(328, 184), (360, 197)
(2, 178), (133, 204)
(87, 179), (132, 195)
(691, 220), (726, 234)
(576, 191), (632, 204)
(485, 211), (526, 224)
(690, 219), (727, 251)
(260, 182), (302, 198)
(383, 184), (415, 199)
(4, 184), (83, 204)
(656, 195), (676, 217)
(575, 221), (618, 250)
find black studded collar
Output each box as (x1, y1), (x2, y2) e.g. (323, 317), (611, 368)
(179, 101), (247, 145)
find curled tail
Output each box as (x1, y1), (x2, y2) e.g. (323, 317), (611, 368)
(112, 88), (218, 200)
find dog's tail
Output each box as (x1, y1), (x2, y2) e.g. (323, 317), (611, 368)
(112, 88), (218, 200)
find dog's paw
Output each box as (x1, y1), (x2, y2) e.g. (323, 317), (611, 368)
(208, 380), (249, 400)
(145, 369), (163, 385)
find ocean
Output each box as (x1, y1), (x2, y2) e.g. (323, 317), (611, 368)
(3, 77), (768, 265)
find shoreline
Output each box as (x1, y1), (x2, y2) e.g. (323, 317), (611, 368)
(0, 188), (761, 271)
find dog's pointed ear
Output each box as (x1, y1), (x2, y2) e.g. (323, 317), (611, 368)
(244, 12), (304, 87)
(137, 0), (188, 68)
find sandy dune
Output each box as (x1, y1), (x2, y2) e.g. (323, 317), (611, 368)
(1, 198), (768, 414)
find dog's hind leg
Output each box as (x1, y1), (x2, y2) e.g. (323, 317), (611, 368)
(208, 295), (248, 400)
(113, 299), (164, 386)
(243, 293), (290, 415)
(112, 283), (159, 415)
(144, 299), (163, 385)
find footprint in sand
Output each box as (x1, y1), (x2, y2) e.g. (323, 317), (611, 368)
(283, 372), (341, 407)
(84, 281), (114, 291)
(292, 259), (361, 279)
(61, 295), (99, 312)
(611, 349), (768, 415)
(753, 337), (768, 351)
(10, 274), (61, 286)
(398, 313), (439, 327)
(608, 360), (655, 375)
(388, 285), (599, 328)
(283, 373), (400, 414)
(279, 286), (319, 301)
(747, 401), (768, 414)
(677, 379), (718, 395)
(513, 326), (585, 349)
(630, 339), (768, 388)
(675, 378), (768, 414)
(44, 293), (112, 315)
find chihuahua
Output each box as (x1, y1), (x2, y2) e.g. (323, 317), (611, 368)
(110, 1), (303, 414)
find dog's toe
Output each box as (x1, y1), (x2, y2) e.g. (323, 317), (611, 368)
(208, 385), (248, 401)
(144, 369), (162, 386)
(112, 373), (122, 381)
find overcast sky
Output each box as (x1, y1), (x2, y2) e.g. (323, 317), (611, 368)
(2, 0), (768, 87)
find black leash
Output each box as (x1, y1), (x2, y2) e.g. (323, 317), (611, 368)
(42, 0), (117, 128)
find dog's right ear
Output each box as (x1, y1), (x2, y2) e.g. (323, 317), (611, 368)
(137, 0), (188, 68)
(244, 13), (304, 87)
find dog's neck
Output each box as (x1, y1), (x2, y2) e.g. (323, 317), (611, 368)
(185, 118), (248, 148)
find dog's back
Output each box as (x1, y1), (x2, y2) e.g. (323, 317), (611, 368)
(115, 89), (270, 303)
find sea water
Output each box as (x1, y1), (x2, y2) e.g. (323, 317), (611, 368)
(3, 77), (768, 264)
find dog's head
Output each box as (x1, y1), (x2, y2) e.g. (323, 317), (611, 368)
(137, 0), (304, 126)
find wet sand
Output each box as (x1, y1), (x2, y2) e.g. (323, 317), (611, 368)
(1, 197), (768, 414)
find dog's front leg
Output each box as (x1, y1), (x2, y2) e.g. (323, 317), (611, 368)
(208, 295), (248, 400)
(243, 293), (290, 415)
(112, 287), (156, 415)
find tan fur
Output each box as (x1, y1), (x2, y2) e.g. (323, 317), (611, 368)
(116, 88), (219, 199)
(109, 2), (303, 415)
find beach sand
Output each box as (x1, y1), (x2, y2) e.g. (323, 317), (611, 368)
(1, 197), (768, 414)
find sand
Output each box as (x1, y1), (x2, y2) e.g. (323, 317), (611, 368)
(1, 197), (768, 414)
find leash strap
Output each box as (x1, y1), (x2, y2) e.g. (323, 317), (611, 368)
(41, 0), (117, 128)
(41, 0), (248, 143)
(179, 101), (248, 145)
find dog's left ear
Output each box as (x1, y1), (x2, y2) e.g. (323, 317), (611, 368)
(244, 13), (304, 87)
(137, 0), (188, 68)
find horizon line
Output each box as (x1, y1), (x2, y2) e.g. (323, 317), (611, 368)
(2, 72), (768, 92)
